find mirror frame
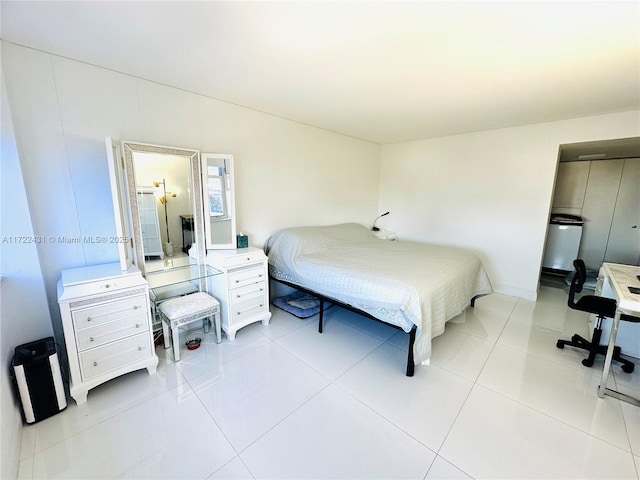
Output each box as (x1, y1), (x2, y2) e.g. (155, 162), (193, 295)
(106, 137), (133, 270)
(122, 141), (205, 276)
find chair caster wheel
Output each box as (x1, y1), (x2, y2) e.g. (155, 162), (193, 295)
(556, 341), (564, 349)
(582, 359), (594, 367)
(621, 364), (634, 374)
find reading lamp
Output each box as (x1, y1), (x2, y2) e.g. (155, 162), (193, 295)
(372, 211), (390, 231)
(153, 178), (177, 243)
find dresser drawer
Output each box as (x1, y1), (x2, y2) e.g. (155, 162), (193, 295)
(230, 296), (268, 324)
(222, 250), (265, 268)
(72, 295), (147, 331)
(79, 333), (152, 380)
(75, 312), (149, 351)
(230, 281), (266, 305)
(62, 278), (145, 299)
(228, 266), (266, 289)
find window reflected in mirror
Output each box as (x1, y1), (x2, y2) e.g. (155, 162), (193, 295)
(202, 154), (236, 249)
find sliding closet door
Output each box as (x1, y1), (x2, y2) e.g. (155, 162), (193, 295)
(579, 160), (623, 270)
(604, 158), (640, 266)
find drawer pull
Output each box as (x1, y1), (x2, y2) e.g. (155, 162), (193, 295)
(235, 276), (262, 285)
(236, 287), (264, 299)
(81, 304), (143, 323)
(138, 346), (142, 351)
(83, 323), (146, 345)
(104, 284), (111, 289)
(93, 361), (98, 367)
(237, 304), (264, 316)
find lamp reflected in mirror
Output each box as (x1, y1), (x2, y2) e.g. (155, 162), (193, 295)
(153, 178), (178, 257)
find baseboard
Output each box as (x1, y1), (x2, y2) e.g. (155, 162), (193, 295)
(493, 284), (538, 302)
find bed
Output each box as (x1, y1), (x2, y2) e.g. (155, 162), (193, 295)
(265, 223), (493, 376)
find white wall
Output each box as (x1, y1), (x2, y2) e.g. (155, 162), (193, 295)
(379, 111), (640, 300)
(0, 67), (53, 480)
(1, 41), (381, 346)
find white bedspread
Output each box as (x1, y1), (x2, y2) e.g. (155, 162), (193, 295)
(265, 223), (493, 365)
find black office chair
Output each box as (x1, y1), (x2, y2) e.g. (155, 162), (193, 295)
(556, 259), (635, 373)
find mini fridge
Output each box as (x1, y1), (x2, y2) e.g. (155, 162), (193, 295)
(542, 214), (584, 272)
(12, 337), (67, 424)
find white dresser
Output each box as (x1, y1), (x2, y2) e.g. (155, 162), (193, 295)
(206, 248), (271, 339)
(57, 263), (158, 404)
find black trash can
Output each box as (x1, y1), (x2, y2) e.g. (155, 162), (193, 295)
(12, 337), (67, 424)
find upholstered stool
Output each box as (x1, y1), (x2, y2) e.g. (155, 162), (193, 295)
(149, 282), (199, 327)
(159, 292), (221, 361)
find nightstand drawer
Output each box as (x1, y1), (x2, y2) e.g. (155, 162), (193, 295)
(72, 295), (147, 330)
(222, 250), (265, 268)
(79, 333), (151, 380)
(75, 312), (149, 351)
(230, 296), (268, 324)
(228, 266), (266, 289)
(230, 281), (266, 305)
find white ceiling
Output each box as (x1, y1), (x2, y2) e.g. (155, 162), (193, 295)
(1, 1), (639, 144)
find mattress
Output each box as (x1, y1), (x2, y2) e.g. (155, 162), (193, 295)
(265, 223), (493, 364)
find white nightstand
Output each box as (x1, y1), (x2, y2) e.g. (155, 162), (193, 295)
(205, 248), (272, 339)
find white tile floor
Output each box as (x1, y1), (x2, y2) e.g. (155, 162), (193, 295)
(18, 286), (640, 479)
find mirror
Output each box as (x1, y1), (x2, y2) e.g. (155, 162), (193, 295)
(106, 137), (133, 270)
(202, 153), (236, 250)
(120, 141), (205, 276)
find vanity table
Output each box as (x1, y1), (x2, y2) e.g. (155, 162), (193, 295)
(206, 247), (271, 339)
(146, 258), (221, 330)
(57, 263), (158, 404)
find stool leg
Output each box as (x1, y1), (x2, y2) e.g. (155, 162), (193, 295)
(172, 325), (181, 361)
(203, 317), (210, 334)
(162, 319), (171, 350)
(215, 312), (222, 343)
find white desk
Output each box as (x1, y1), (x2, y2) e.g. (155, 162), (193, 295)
(597, 263), (640, 406)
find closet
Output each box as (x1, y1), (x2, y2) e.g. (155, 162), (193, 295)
(550, 157), (640, 270)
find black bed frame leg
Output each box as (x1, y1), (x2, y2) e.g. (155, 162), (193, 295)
(470, 294), (486, 308)
(406, 326), (416, 377)
(318, 299), (324, 333)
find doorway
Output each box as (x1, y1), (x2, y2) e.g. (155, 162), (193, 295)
(542, 137), (640, 289)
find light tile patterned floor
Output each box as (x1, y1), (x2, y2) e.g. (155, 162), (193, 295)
(18, 286), (639, 479)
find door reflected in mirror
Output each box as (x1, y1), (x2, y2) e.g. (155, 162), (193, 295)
(202, 154), (236, 250)
(133, 152), (192, 262)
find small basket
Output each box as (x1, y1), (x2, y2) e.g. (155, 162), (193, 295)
(185, 338), (202, 350)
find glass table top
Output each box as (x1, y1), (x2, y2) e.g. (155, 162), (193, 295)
(145, 257), (221, 296)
